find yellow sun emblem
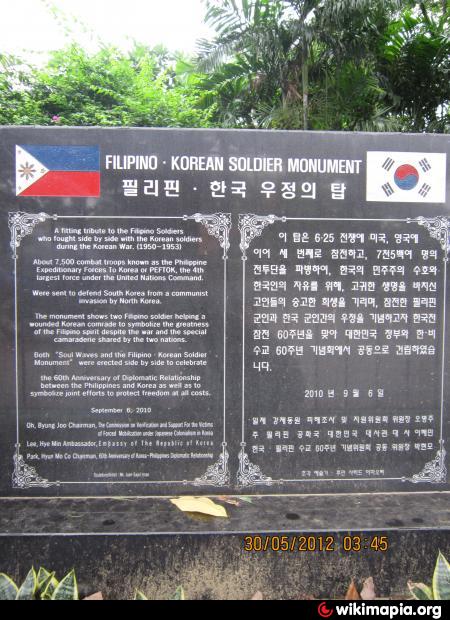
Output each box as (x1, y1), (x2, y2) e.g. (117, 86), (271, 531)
(19, 162), (36, 180)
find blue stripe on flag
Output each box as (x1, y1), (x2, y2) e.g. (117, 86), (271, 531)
(21, 145), (100, 171)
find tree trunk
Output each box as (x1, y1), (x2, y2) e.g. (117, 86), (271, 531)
(302, 55), (308, 130)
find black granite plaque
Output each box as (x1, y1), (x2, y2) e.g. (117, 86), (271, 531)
(0, 127), (449, 496)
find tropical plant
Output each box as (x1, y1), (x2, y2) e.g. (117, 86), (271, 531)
(2, 0), (447, 132)
(409, 551), (450, 600)
(0, 567), (78, 600)
(0, 54), (44, 125)
(135, 585), (186, 600)
(0, 44), (215, 128)
(378, 1), (450, 132)
(33, 44), (214, 128)
(197, 0), (401, 130)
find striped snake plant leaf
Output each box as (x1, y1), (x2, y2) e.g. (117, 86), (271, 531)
(408, 581), (433, 600)
(433, 551), (450, 600)
(51, 570), (78, 601)
(38, 572), (57, 599)
(41, 575), (59, 601)
(16, 568), (38, 600)
(0, 574), (19, 601)
(172, 586), (185, 600)
(37, 567), (52, 588)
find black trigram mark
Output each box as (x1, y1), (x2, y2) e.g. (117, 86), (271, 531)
(419, 158), (431, 172)
(382, 182), (394, 197)
(382, 157), (395, 171)
(419, 183), (431, 198)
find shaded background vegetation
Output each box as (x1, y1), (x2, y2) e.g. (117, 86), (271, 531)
(1, 0), (449, 132)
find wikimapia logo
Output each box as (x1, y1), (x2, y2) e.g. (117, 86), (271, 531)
(366, 151), (446, 203)
(317, 602), (442, 620)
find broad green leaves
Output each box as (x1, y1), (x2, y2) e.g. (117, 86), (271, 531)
(198, 1), (403, 130)
(0, 567), (78, 601)
(40, 575), (59, 601)
(432, 551), (450, 600)
(0, 574), (19, 601)
(51, 571), (78, 601)
(134, 586), (186, 600)
(408, 582), (434, 600)
(409, 551), (450, 600)
(379, 3), (450, 132)
(0, 45), (214, 129)
(16, 569), (38, 601)
(1, 1), (447, 132)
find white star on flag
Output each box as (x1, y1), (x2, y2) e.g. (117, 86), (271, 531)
(366, 151), (446, 203)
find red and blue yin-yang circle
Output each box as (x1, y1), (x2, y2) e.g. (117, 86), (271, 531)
(394, 164), (419, 190)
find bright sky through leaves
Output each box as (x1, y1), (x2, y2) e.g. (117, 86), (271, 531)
(0, 0), (212, 57)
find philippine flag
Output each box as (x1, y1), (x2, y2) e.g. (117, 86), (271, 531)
(16, 145), (100, 197)
(366, 151), (446, 203)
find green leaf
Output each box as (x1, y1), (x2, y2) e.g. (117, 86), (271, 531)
(16, 568), (38, 600)
(37, 567), (51, 587)
(41, 576), (59, 601)
(433, 551), (450, 600)
(0, 574), (19, 601)
(408, 581), (433, 600)
(135, 590), (148, 600)
(172, 586), (185, 600)
(37, 567), (56, 593)
(37, 572), (57, 599)
(51, 570), (78, 601)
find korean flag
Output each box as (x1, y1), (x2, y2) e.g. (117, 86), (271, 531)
(366, 152), (446, 203)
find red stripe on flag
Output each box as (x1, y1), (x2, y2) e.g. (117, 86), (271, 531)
(20, 171), (100, 197)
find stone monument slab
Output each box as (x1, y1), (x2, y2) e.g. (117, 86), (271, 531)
(0, 127), (449, 498)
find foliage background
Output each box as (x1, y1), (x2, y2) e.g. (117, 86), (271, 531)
(0, 0), (449, 132)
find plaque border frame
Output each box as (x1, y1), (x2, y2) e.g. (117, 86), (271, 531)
(237, 214), (448, 487)
(9, 212), (231, 490)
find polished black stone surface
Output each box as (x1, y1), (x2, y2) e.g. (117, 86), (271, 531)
(0, 494), (449, 535)
(3, 528), (450, 599)
(1, 128), (449, 501)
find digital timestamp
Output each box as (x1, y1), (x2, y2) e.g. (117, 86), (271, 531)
(243, 535), (389, 553)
